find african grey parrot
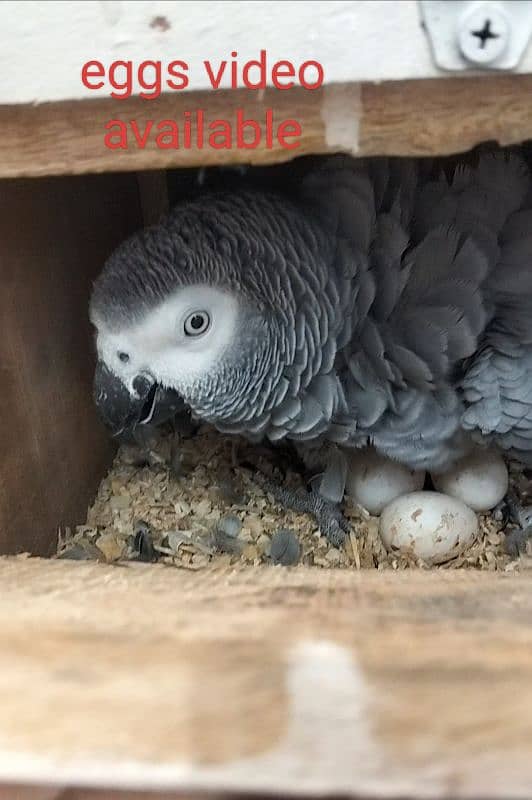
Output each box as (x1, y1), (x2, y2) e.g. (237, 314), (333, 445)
(90, 149), (532, 542)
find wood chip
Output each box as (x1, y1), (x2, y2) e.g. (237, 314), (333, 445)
(63, 425), (522, 573)
(95, 533), (126, 562)
(349, 530), (361, 570)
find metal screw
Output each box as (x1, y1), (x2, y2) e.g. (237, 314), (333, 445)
(458, 3), (510, 65)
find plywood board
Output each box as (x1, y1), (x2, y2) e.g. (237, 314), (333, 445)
(0, 557), (531, 797)
(0, 175), (141, 555)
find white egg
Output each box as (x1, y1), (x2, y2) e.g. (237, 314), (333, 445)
(345, 448), (425, 515)
(379, 491), (479, 564)
(431, 449), (508, 512)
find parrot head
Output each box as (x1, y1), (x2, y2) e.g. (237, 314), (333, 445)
(91, 280), (265, 437)
(90, 191), (327, 438)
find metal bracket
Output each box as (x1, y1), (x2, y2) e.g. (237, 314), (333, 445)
(419, 1), (532, 71)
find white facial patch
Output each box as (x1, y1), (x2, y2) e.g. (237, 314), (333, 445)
(95, 285), (241, 394)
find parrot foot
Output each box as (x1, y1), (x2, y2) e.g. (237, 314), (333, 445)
(260, 478), (350, 547)
(503, 491), (532, 557)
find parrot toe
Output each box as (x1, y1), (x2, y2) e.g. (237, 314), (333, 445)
(311, 496), (350, 547)
(259, 476), (351, 546)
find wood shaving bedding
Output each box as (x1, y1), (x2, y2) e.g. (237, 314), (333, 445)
(57, 425), (525, 572)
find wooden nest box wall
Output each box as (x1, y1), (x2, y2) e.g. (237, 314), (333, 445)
(2, 2), (532, 798)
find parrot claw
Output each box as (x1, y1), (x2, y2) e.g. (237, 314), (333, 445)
(312, 497), (350, 547)
(259, 477), (350, 546)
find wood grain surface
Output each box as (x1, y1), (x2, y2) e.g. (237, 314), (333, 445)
(1, 74), (531, 178)
(0, 557), (531, 797)
(0, 175), (141, 555)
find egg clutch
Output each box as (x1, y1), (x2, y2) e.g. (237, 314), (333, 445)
(346, 448), (508, 564)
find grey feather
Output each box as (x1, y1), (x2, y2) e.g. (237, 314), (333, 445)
(92, 147), (532, 474)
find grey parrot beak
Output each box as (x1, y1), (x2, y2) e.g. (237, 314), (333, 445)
(93, 361), (185, 437)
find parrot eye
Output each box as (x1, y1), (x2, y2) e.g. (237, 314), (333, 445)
(118, 352), (130, 363)
(184, 311), (210, 337)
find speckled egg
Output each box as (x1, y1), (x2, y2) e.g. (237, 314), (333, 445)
(345, 449), (425, 515)
(379, 491), (479, 564)
(431, 449), (508, 512)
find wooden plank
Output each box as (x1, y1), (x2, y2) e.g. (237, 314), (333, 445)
(360, 75), (532, 155)
(0, 557), (532, 797)
(0, 175), (141, 556)
(1, 74), (532, 179)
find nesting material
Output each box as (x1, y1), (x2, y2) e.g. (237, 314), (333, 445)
(58, 426), (521, 571)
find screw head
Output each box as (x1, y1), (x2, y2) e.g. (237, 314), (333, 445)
(458, 4), (510, 65)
